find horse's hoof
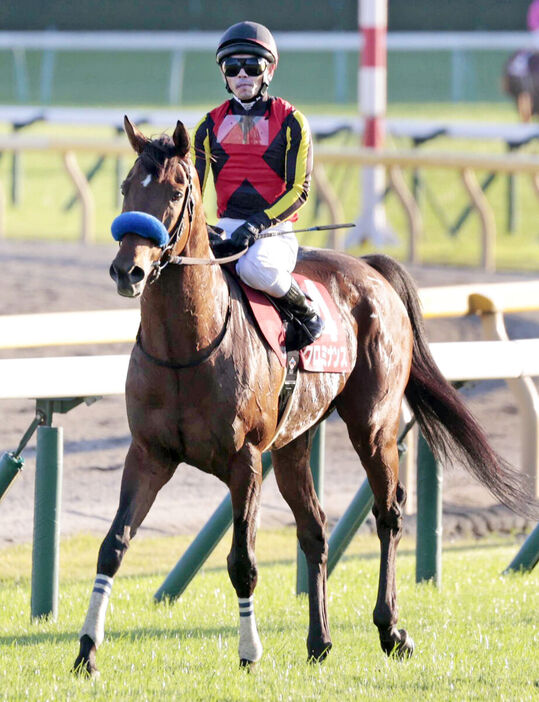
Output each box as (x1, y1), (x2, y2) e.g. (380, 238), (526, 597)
(72, 634), (99, 678)
(380, 628), (414, 659)
(307, 641), (333, 664)
(239, 658), (259, 672)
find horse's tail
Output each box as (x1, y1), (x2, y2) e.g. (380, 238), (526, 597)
(362, 253), (539, 519)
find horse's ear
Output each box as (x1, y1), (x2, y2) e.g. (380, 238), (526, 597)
(173, 120), (190, 158)
(124, 115), (148, 154)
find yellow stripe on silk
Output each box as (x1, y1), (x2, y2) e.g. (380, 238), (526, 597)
(191, 116), (211, 195)
(264, 110), (311, 222)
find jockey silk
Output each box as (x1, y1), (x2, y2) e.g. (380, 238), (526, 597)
(192, 97), (313, 232)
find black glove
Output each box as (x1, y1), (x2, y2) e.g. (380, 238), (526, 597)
(207, 225), (225, 247)
(230, 221), (260, 249)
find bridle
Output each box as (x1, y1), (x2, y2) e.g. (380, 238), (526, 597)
(148, 159), (195, 284)
(148, 160), (247, 281)
(136, 156), (235, 370)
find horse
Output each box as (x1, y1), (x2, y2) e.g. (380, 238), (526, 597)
(503, 50), (539, 122)
(73, 116), (537, 677)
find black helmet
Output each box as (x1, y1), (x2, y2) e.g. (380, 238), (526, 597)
(216, 21), (278, 66)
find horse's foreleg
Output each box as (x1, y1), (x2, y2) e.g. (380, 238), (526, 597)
(272, 429), (332, 663)
(73, 442), (175, 677)
(226, 446), (263, 667)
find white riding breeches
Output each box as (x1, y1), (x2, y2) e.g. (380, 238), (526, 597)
(217, 218), (298, 298)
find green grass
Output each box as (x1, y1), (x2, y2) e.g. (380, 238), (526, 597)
(0, 102), (538, 271)
(0, 530), (537, 700)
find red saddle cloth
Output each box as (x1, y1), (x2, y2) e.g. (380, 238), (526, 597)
(239, 273), (352, 373)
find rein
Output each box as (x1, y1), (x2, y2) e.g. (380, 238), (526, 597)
(149, 168), (248, 272)
(136, 289), (232, 369)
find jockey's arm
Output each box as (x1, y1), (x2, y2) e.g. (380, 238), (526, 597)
(245, 109), (313, 235)
(192, 115), (212, 196)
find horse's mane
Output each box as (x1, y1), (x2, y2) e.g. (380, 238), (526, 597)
(139, 134), (182, 182)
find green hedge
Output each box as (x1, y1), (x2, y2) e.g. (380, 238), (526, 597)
(0, 0), (532, 31)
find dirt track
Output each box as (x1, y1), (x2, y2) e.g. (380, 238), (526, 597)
(0, 240), (538, 547)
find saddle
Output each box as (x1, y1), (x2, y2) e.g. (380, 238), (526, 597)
(211, 234), (351, 420)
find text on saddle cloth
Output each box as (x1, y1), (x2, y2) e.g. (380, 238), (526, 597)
(240, 274), (352, 373)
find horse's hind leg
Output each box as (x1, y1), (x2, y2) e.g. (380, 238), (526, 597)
(73, 442), (175, 676)
(271, 428), (332, 662)
(226, 445), (264, 667)
(336, 388), (414, 659)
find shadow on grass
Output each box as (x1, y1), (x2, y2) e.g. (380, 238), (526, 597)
(0, 620), (304, 649)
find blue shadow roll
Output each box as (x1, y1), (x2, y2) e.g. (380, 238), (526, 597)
(111, 211), (169, 248)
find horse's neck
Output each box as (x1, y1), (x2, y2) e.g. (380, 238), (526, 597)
(140, 211), (229, 359)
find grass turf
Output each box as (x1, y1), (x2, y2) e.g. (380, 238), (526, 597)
(0, 530), (537, 701)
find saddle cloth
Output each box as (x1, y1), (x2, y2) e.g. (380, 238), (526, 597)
(239, 273), (352, 373)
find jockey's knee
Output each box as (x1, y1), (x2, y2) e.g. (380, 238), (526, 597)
(236, 258), (291, 297)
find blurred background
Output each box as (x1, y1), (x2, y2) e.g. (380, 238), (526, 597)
(1, 0), (535, 106)
(0, 0), (537, 271)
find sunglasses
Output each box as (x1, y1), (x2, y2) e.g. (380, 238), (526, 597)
(221, 56), (268, 77)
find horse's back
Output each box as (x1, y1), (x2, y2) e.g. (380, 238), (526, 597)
(294, 246), (409, 326)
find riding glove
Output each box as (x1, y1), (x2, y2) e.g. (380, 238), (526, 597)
(230, 221), (261, 249)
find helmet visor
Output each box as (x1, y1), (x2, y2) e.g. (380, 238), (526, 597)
(221, 56), (268, 77)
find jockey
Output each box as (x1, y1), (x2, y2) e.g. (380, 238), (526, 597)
(192, 20), (324, 347)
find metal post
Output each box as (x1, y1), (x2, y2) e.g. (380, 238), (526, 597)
(415, 433), (442, 587)
(503, 522), (539, 573)
(154, 453), (273, 603)
(324, 421), (412, 577)
(31, 425), (63, 619)
(0, 452), (24, 502)
(1, 408), (46, 503)
(327, 479), (374, 577)
(168, 50), (185, 105)
(507, 144), (517, 233)
(296, 425), (325, 594)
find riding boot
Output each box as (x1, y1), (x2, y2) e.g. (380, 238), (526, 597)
(277, 279), (324, 347)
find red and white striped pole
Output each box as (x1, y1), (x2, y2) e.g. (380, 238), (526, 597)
(351, 0), (395, 245)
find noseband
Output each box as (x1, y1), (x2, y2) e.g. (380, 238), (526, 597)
(111, 158), (196, 284)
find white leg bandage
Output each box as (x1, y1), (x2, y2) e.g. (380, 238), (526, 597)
(238, 596), (263, 662)
(79, 574), (113, 648)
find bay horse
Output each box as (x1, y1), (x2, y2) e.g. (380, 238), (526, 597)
(503, 50), (539, 122)
(74, 116), (537, 676)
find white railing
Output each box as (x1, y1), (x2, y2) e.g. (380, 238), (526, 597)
(0, 280), (538, 500)
(0, 341), (538, 400)
(1, 30), (538, 52)
(2, 30), (538, 105)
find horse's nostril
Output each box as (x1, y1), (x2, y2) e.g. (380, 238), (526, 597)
(129, 266), (145, 285)
(110, 261), (145, 287)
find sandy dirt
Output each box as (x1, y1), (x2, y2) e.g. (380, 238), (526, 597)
(0, 239), (537, 547)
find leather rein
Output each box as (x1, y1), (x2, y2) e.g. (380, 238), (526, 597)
(137, 160), (236, 370)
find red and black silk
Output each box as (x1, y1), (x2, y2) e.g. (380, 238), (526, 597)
(192, 96), (313, 232)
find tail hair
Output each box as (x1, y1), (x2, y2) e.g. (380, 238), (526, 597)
(363, 254), (538, 519)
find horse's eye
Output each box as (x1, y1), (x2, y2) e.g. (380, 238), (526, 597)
(120, 181), (128, 196)
(172, 190), (183, 202)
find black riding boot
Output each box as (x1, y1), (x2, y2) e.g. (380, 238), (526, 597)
(277, 279), (324, 348)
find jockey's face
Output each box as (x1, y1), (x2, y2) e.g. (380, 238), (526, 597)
(221, 53), (275, 101)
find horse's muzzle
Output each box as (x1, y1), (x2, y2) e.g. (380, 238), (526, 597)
(109, 261), (146, 297)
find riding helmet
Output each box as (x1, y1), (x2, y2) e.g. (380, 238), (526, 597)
(216, 21), (278, 66)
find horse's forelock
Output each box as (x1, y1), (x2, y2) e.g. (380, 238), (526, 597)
(139, 134), (185, 181)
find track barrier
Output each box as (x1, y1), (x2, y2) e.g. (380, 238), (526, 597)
(503, 522), (539, 573)
(1, 281), (538, 617)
